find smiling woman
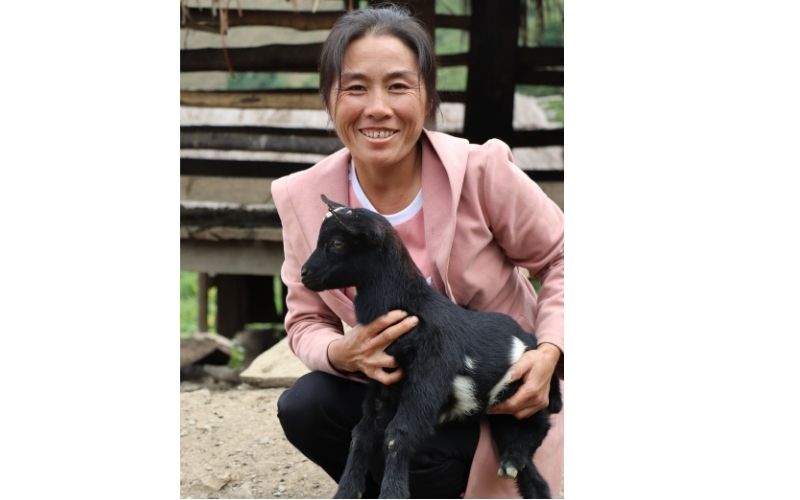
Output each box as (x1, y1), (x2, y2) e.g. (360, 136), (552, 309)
(270, 4), (564, 499)
(328, 35), (426, 214)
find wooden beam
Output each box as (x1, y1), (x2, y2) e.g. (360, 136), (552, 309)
(517, 46), (564, 67)
(180, 200), (281, 229)
(198, 272), (209, 332)
(437, 52), (468, 66)
(511, 129), (564, 148)
(180, 239), (285, 276)
(181, 43), (322, 72)
(180, 126), (343, 154)
(435, 14), (470, 30)
(180, 156), (561, 182)
(463, 0), (520, 144)
(516, 69), (564, 87)
(181, 8), (345, 31)
(180, 90), (323, 109)
(180, 8), (471, 32)
(525, 170), (563, 183)
(181, 158), (311, 178)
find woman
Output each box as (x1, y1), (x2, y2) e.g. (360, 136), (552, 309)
(272, 5), (564, 498)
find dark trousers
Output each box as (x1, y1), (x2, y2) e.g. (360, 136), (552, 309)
(277, 371), (480, 498)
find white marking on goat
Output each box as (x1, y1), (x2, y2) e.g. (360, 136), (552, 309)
(464, 356), (475, 371)
(439, 375), (480, 423)
(488, 337), (528, 406)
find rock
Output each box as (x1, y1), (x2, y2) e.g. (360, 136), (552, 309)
(181, 333), (234, 368)
(201, 473), (231, 491)
(240, 337), (310, 388)
(203, 364), (242, 384)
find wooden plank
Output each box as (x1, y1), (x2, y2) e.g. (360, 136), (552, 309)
(181, 90), (323, 109)
(181, 43), (322, 72)
(180, 239), (285, 276)
(198, 273), (209, 332)
(517, 46), (564, 67)
(463, 0), (520, 144)
(181, 89), (465, 108)
(180, 200), (282, 228)
(511, 129), (564, 148)
(181, 158), (310, 178)
(525, 170), (563, 183)
(435, 14), (470, 30)
(181, 8), (344, 31)
(180, 8), (470, 32)
(515, 69), (564, 87)
(180, 126), (343, 154)
(180, 156), (561, 182)
(437, 52), (469, 66)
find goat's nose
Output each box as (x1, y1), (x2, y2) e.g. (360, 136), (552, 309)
(300, 266), (309, 279)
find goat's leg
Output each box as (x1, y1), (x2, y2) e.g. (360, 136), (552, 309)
(335, 385), (389, 499)
(377, 380), (450, 498)
(489, 412), (552, 498)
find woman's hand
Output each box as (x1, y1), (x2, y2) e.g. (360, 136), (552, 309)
(487, 343), (561, 419)
(327, 309), (419, 385)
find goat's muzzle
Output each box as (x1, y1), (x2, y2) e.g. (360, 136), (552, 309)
(300, 264), (324, 291)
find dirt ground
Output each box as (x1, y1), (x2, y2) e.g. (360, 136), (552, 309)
(180, 381), (336, 499)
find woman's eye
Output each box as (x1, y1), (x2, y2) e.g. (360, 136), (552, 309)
(389, 83), (409, 91)
(346, 85), (366, 92)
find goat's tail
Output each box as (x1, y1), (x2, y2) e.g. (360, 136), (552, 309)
(548, 374), (563, 414)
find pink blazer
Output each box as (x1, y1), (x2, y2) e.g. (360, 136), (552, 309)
(271, 129), (564, 498)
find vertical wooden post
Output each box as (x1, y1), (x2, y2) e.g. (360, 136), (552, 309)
(463, 0), (520, 145)
(198, 272), (209, 333)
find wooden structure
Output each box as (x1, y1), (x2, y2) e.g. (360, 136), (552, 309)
(180, 0), (564, 337)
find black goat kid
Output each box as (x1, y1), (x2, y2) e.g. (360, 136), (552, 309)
(301, 195), (562, 499)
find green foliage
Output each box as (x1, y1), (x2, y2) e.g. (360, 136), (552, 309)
(228, 344), (246, 369)
(437, 66), (467, 91)
(436, 0), (469, 15)
(180, 271), (217, 335)
(436, 28), (469, 55)
(227, 72), (319, 90)
(180, 271), (198, 336)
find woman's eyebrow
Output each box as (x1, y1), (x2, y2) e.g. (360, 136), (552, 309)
(339, 70), (417, 83)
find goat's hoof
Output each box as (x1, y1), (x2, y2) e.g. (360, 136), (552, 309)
(334, 487), (362, 499)
(497, 462), (519, 479)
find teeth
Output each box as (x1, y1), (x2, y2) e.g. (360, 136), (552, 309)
(362, 129), (395, 139)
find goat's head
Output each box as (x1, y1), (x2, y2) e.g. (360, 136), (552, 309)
(300, 194), (396, 291)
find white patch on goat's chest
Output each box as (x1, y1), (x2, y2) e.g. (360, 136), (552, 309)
(438, 375), (480, 424)
(488, 337), (528, 406)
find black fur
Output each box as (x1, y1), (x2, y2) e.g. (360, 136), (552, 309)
(301, 195), (562, 499)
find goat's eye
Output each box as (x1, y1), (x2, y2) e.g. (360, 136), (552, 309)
(331, 240), (346, 251)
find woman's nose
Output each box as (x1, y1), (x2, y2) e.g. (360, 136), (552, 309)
(365, 90), (392, 119)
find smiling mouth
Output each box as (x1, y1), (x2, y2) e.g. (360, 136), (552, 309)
(360, 129), (398, 139)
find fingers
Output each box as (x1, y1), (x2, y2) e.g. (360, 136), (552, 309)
(365, 309), (410, 335)
(370, 366), (404, 385)
(367, 314), (418, 351)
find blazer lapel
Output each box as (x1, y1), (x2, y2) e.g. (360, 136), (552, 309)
(421, 130), (469, 299)
(291, 147), (357, 325)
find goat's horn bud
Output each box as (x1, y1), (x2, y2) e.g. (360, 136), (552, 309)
(321, 194), (345, 211)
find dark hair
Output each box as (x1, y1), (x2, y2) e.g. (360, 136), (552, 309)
(319, 4), (440, 121)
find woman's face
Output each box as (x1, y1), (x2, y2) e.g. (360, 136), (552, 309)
(328, 34), (427, 171)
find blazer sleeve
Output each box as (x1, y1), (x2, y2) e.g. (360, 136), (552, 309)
(272, 177), (349, 377)
(477, 140), (565, 365)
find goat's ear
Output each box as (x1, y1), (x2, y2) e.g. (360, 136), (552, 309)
(321, 194), (346, 211)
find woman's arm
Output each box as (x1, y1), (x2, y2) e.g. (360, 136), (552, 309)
(477, 140), (565, 416)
